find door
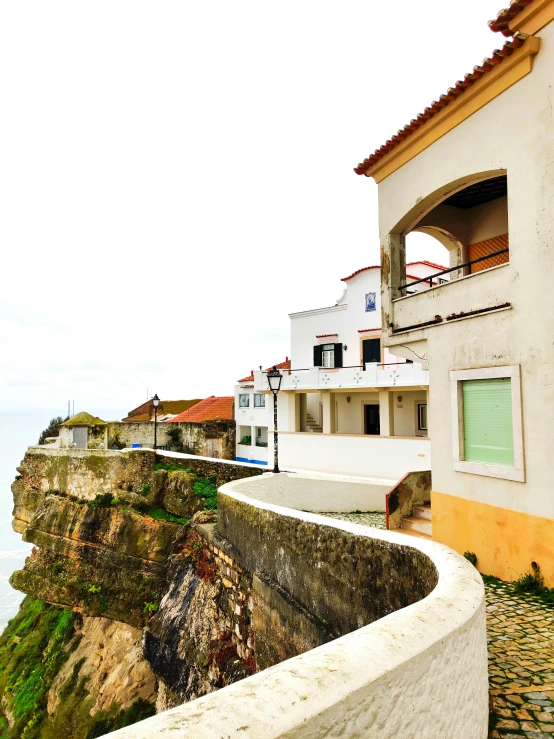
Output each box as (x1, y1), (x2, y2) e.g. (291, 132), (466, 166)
(72, 427), (88, 449)
(362, 338), (381, 367)
(364, 404), (380, 435)
(205, 438), (223, 458)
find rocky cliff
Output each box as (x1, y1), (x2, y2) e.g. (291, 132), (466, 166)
(1, 448), (262, 738)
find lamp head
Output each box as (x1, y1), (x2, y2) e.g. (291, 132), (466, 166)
(266, 366), (283, 394)
(152, 394), (160, 407)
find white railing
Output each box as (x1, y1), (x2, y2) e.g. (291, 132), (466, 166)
(254, 363), (428, 392)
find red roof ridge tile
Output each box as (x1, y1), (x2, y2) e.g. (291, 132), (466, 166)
(238, 358), (290, 382)
(316, 333), (338, 338)
(407, 260), (448, 271)
(489, 0), (535, 36)
(341, 265), (380, 282)
(354, 34), (530, 176)
(358, 328), (381, 333)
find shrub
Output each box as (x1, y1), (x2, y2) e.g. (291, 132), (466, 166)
(88, 493), (114, 508)
(463, 551), (477, 566)
(193, 477), (218, 510)
(38, 416), (68, 445)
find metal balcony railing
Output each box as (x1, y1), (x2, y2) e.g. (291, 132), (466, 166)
(398, 248), (509, 292)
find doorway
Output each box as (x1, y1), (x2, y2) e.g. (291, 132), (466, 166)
(362, 338), (381, 367)
(364, 404), (380, 435)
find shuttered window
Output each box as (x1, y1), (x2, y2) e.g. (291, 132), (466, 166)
(462, 378), (514, 466)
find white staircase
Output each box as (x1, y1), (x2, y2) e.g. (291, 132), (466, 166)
(305, 413), (323, 433)
(400, 504), (432, 538)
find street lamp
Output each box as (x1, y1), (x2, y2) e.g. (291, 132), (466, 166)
(152, 394), (160, 450)
(266, 366), (283, 473)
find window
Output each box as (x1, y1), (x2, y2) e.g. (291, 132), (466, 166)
(450, 365), (524, 482)
(239, 394), (250, 408)
(314, 343), (343, 368)
(418, 403), (427, 431)
(322, 344), (335, 368)
(254, 393), (265, 408)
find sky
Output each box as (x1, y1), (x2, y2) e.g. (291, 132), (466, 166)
(0, 0), (506, 416)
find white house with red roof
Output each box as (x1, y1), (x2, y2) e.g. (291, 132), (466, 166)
(250, 262), (445, 478)
(235, 359), (290, 465)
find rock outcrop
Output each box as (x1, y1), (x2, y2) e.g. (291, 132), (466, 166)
(2, 447), (262, 738)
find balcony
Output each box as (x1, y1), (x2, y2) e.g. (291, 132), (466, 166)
(254, 362), (428, 393)
(390, 260), (510, 343)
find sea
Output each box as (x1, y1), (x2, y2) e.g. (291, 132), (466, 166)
(0, 409), (125, 633)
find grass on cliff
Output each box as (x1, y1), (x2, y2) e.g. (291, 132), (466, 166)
(193, 477), (218, 510)
(0, 598), (155, 739)
(0, 597), (76, 739)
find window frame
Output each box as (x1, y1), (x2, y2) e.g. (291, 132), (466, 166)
(238, 393), (250, 408)
(450, 365), (524, 482)
(321, 344), (335, 369)
(253, 393), (265, 408)
(417, 403), (428, 432)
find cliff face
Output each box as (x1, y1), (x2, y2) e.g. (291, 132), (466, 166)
(2, 447), (262, 738)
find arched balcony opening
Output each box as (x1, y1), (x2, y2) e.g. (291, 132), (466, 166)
(386, 172), (509, 301)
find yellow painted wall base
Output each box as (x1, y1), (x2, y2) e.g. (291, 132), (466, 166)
(431, 490), (554, 587)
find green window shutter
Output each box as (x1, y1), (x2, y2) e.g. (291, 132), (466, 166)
(462, 378), (514, 466)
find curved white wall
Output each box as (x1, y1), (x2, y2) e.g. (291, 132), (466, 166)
(106, 476), (488, 739)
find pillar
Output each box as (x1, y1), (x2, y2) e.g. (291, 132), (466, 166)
(321, 392), (335, 434)
(378, 389), (394, 437)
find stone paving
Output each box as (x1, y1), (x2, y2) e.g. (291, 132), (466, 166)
(319, 511), (386, 529)
(323, 512), (554, 738)
(486, 579), (554, 738)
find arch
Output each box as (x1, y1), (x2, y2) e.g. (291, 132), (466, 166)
(385, 170), (509, 296)
(391, 169), (507, 237)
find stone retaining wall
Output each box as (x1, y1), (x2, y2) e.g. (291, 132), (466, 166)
(107, 475), (488, 739)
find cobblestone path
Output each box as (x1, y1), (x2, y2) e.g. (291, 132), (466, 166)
(487, 579), (554, 738)
(323, 513), (554, 738)
(319, 511), (386, 529)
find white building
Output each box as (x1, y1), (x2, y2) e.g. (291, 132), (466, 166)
(355, 0), (554, 583)
(234, 360), (290, 466)
(245, 262), (445, 479)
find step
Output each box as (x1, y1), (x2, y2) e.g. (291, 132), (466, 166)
(401, 517), (432, 536)
(397, 527), (432, 540)
(412, 505), (432, 521)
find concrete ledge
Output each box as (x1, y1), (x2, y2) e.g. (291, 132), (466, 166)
(106, 477), (488, 739)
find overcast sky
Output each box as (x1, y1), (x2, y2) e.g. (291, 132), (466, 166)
(0, 0), (505, 416)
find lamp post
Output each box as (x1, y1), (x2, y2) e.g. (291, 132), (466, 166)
(152, 394), (160, 449)
(266, 366), (283, 473)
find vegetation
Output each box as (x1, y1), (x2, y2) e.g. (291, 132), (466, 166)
(38, 416), (68, 445)
(193, 477), (218, 510)
(463, 551), (477, 566)
(483, 565), (554, 607)
(0, 598), (155, 738)
(0, 597), (76, 738)
(145, 507), (189, 525)
(166, 426), (183, 451)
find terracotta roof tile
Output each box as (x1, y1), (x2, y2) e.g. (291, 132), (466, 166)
(238, 358), (290, 382)
(342, 261), (446, 282)
(358, 328), (381, 333)
(316, 333), (338, 338)
(354, 34), (529, 176)
(406, 260), (448, 271)
(341, 265), (380, 282)
(489, 0), (535, 35)
(168, 396), (234, 423)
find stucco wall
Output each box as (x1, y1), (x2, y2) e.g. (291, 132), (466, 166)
(106, 476), (488, 739)
(377, 20), (554, 528)
(278, 432), (431, 479)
